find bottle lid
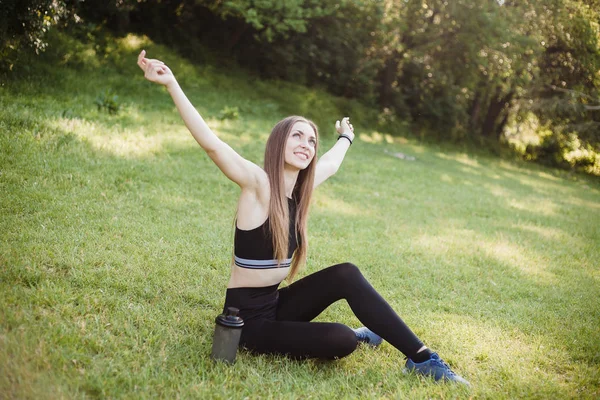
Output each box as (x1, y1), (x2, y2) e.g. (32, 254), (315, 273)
(215, 307), (244, 328)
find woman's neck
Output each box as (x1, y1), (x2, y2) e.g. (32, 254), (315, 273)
(283, 168), (299, 198)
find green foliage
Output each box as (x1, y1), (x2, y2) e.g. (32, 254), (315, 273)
(0, 0), (67, 72)
(200, 0), (334, 41)
(3, 0), (599, 174)
(535, 15), (600, 143)
(218, 105), (240, 120)
(524, 130), (600, 175)
(95, 90), (122, 115)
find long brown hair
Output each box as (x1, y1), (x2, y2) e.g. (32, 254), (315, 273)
(264, 116), (318, 281)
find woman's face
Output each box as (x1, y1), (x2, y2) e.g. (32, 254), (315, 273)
(284, 121), (317, 170)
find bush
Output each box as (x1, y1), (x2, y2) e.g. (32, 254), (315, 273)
(0, 0), (69, 73)
(95, 90), (122, 115)
(218, 106), (240, 121)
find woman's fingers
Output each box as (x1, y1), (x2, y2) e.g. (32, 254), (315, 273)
(137, 50), (148, 70)
(137, 59), (145, 71)
(146, 59), (164, 65)
(137, 50), (166, 74)
(138, 51), (174, 86)
(335, 117), (354, 136)
(335, 118), (353, 134)
(153, 65), (167, 76)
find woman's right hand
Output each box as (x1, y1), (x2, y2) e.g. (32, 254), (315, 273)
(335, 117), (355, 142)
(137, 50), (176, 88)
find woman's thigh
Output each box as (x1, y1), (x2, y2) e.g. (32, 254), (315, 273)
(241, 318), (357, 360)
(276, 263), (361, 322)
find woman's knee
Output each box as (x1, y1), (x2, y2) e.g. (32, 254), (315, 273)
(327, 323), (357, 359)
(329, 262), (362, 279)
(328, 262), (366, 291)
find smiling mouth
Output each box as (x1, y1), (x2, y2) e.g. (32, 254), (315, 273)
(295, 152), (309, 160)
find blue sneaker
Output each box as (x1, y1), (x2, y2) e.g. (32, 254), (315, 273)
(352, 327), (383, 347)
(405, 353), (470, 386)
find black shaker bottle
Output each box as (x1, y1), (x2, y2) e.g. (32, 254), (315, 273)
(211, 307), (244, 363)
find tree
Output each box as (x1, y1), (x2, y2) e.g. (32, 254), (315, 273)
(0, 0), (68, 71)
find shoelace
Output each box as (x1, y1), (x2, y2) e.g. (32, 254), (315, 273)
(429, 357), (457, 377)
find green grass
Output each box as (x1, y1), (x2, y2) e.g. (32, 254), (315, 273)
(1, 30), (599, 399)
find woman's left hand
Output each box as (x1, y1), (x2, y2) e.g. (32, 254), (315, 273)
(137, 50), (177, 88)
(335, 117), (355, 142)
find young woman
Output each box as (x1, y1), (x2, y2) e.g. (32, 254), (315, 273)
(137, 50), (469, 385)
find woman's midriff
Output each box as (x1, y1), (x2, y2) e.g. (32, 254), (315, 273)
(227, 263), (290, 289)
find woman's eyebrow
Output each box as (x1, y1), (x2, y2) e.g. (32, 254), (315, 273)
(295, 129), (316, 140)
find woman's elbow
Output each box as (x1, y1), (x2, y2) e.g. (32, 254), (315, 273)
(326, 162), (340, 178)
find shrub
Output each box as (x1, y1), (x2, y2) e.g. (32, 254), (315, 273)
(95, 90), (121, 115)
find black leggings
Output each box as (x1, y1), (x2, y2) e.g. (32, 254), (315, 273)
(223, 263), (425, 360)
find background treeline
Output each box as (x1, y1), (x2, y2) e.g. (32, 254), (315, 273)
(2, 0), (599, 174)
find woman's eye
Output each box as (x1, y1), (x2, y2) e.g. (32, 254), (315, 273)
(309, 140), (316, 147)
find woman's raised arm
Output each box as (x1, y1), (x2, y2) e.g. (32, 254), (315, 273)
(313, 117), (355, 188)
(137, 51), (265, 189)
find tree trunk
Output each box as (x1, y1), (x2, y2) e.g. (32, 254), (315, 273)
(114, 11), (130, 35)
(495, 109), (511, 140)
(481, 87), (513, 138)
(225, 23), (249, 52)
(469, 91), (482, 131)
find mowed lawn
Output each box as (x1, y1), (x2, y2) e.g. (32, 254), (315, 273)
(1, 32), (599, 399)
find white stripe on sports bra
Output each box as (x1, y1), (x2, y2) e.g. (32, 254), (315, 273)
(234, 256), (292, 269)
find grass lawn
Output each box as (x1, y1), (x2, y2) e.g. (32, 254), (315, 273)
(1, 31), (599, 399)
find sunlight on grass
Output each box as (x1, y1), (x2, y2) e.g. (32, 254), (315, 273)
(536, 171), (562, 181)
(515, 223), (564, 240)
(428, 313), (592, 397)
(437, 152), (480, 168)
(413, 229), (557, 284)
(359, 131), (394, 144)
(458, 165), (483, 176)
(117, 34), (150, 51)
(485, 183), (510, 198)
(486, 239), (556, 283)
(208, 119), (258, 145)
(61, 48), (100, 68)
(508, 198), (558, 215)
(83, 128), (190, 158)
(455, 153), (480, 168)
(440, 173), (453, 183)
(498, 160), (529, 173)
(313, 192), (366, 216)
(566, 195), (600, 210)
(411, 228), (478, 260)
(516, 176), (561, 192)
(49, 117), (96, 136)
(49, 116), (193, 158)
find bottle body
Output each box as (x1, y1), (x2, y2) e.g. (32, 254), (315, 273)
(210, 307), (244, 364)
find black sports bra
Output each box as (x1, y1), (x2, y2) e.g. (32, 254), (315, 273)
(234, 198), (298, 269)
